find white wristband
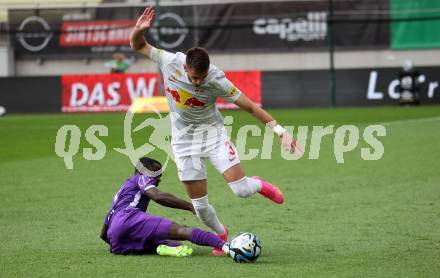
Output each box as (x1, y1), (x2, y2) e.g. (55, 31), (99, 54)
(273, 124), (286, 137)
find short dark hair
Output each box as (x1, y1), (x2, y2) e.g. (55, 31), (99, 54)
(186, 47), (210, 73)
(134, 157), (162, 175)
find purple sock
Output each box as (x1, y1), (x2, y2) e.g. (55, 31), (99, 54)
(190, 228), (225, 249)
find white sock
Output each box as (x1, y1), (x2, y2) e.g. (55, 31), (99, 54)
(248, 177), (263, 192)
(191, 195), (225, 234)
(228, 177), (262, 198)
(222, 243), (230, 254)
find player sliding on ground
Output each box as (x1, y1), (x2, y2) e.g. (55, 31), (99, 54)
(100, 157), (229, 256)
(130, 6), (301, 256)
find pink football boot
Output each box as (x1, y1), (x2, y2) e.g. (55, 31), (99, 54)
(211, 225), (229, 256)
(252, 176), (285, 204)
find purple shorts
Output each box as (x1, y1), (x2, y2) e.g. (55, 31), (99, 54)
(107, 208), (176, 254)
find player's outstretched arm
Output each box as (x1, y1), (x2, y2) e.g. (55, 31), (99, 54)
(234, 94), (303, 154)
(234, 94), (274, 124)
(144, 187), (195, 214)
(130, 6), (155, 57)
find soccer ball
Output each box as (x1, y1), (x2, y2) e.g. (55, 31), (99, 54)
(228, 232), (261, 263)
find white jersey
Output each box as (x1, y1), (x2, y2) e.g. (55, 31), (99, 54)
(150, 47), (241, 139)
(149, 47), (242, 181)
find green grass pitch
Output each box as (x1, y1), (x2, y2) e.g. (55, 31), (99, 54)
(1, 106), (440, 277)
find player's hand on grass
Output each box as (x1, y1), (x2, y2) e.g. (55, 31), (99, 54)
(281, 132), (303, 155)
(135, 6), (155, 31)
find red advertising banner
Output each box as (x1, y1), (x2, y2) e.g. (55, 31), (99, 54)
(59, 20), (135, 47)
(61, 71), (261, 112)
(219, 71), (261, 109)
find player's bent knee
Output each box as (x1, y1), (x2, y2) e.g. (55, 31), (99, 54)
(176, 226), (192, 238)
(228, 177), (254, 198)
(169, 223), (192, 240)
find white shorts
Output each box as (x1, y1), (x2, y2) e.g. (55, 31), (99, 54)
(172, 126), (240, 181)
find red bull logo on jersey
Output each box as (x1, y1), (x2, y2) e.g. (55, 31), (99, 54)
(166, 87), (205, 109)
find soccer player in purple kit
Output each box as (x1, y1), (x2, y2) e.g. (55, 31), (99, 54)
(100, 157), (229, 257)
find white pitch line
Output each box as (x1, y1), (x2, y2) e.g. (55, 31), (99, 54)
(379, 116), (440, 126)
(2, 117), (440, 129)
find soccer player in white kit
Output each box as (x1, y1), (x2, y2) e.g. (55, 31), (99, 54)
(130, 7), (301, 256)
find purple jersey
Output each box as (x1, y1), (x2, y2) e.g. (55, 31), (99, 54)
(104, 174), (157, 226)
